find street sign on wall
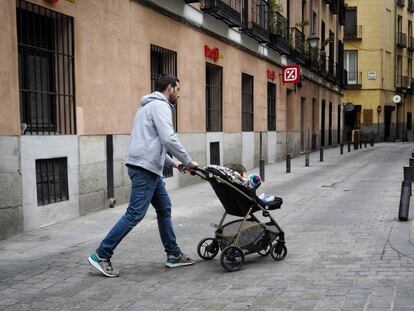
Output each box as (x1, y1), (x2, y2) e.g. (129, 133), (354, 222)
(282, 65), (300, 84)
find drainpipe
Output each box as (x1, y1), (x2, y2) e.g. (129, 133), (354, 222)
(395, 0), (398, 140)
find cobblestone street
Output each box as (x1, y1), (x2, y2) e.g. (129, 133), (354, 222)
(1, 143), (414, 311)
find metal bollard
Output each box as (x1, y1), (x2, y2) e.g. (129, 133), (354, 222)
(340, 143), (344, 154)
(305, 153), (309, 167)
(320, 147), (324, 162)
(370, 138), (374, 147)
(359, 139), (362, 149)
(412, 152), (414, 158)
(364, 140), (367, 148)
(259, 159), (265, 182)
(398, 180), (411, 221)
(348, 142), (351, 152)
(354, 140), (358, 150)
(286, 154), (291, 173)
(410, 158), (414, 167)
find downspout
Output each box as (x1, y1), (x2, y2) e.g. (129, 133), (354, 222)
(395, 0), (398, 140)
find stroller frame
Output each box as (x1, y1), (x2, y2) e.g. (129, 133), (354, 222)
(192, 167), (287, 272)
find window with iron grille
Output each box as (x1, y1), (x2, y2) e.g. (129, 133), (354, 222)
(407, 112), (412, 130)
(210, 142), (220, 165)
(17, 0), (76, 135)
(242, 73), (254, 132)
(206, 63), (223, 132)
(150, 45), (178, 178)
(36, 157), (69, 206)
(267, 82), (276, 131)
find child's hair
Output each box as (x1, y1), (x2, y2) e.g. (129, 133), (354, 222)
(226, 163), (247, 176)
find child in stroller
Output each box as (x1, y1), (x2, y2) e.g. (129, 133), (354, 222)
(191, 165), (287, 272)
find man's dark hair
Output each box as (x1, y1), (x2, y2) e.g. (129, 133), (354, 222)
(226, 163), (247, 176)
(155, 74), (180, 92)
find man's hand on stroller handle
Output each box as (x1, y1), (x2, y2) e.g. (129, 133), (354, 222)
(175, 160), (199, 174)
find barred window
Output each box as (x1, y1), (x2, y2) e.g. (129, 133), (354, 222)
(242, 73), (254, 132)
(206, 63), (223, 132)
(267, 82), (276, 131)
(150, 45), (178, 178)
(210, 142), (220, 165)
(17, 0), (75, 135)
(36, 157), (69, 206)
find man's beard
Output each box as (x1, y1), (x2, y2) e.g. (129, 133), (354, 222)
(168, 95), (177, 105)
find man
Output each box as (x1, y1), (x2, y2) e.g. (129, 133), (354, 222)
(88, 75), (199, 277)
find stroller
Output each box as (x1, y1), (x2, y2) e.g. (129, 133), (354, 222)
(191, 165), (287, 272)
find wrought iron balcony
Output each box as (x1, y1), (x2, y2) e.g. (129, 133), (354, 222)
(201, 0), (242, 27)
(339, 0), (345, 25)
(185, 0), (202, 3)
(408, 37), (414, 51)
(409, 0), (414, 12)
(269, 11), (290, 55)
(242, 0), (270, 43)
(344, 71), (362, 89)
(397, 75), (410, 90)
(336, 63), (346, 87)
(292, 27), (306, 64)
(307, 47), (319, 72)
(344, 25), (362, 40)
(328, 56), (335, 82)
(319, 53), (327, 77)
(397, 32), (408, 48)
(397, 0), (405, 7)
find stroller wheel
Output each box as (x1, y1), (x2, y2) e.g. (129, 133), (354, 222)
(257, 240), (272, 256)
(220, 246), (244, 272)
(271, 242), (287, 261)
(197, 238), (219, 260)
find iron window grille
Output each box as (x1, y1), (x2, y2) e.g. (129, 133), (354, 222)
(242, 73), (254, 132)
(17, 0), (76, 135)
(267, 82), (276, 131)
(206, 63), (223, 132)
(150, 45), (178, 178)
(210, 142), (220, 165)
(36, 157), (69, 206)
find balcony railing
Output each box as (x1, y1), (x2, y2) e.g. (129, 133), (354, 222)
(345, 71), (362, 88)
(328, 56), (335, 81)
(185, 0), (202, 3)
(397, 32), (408, 48)
(409, 0), (414, 12)
(320, 53), (327, 76)
(339, 0), (345, 25)
(307, 47), (319, 72)
(242, 0), (270, 43)
(336, 63), (346, 87)
(344, 25), (362, 40)
(201, 0), (242, 27)
(408, 37), (414, 51)
(397, 0), (406, 7)
(269, 11), (290, 55)
(397, 75), (410, 90)
(292, 27), (306, 63)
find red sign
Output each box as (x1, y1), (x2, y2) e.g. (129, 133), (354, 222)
(282, 65), (301, 84)
(267, 70), (275, 81)
(204, 45), (220, 62)
(377, 105), (382, 114)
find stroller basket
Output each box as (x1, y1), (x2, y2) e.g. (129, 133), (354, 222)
(216, 220), (279, 252)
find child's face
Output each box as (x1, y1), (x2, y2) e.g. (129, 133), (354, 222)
(242, 172), (247, 178)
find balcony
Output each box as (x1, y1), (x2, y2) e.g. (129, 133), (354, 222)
(319, 53), (327, 77)
(336, 63), (346, 87)
(397, 75), (410, 91)
(201, 0), (242, 27)
(408, 37), (414, 51)
(344, 25), (362, 40)
(409, 0), (414, 12)
(344, 71), (362, 89)
(292, 27), (306, 64)
(306, 47), (319, 72)
(397, 32), (408, 48)
(242, 0), (270, 43)
(269, 11), (291, 55)
(397, 0), (405, 7)
(184, 0), (202, 3)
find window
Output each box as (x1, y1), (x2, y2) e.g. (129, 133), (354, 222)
(36, 157), (69, 206)
(312, 11), (317, 33)
(150, 45), (178, 178)
(345, 7), (357, 37)
(407, 112), (412, 130)
(267, 82), (276, 131)
(206, 63), (223, 132)
(242, 73), (254, 132)
(363, 109), (373, 126)
(150, 44), (178, 129)
(17, 0), (75, 135)
(210, 142), (220, 165)
(344, 51), (358, 84)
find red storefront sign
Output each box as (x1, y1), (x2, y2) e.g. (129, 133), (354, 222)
(267, 70), (275, 81)
(282, 65), (301, 84)
(204, 45), (220, 62)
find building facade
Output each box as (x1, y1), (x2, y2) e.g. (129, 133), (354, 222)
(0, 0), (345, 239)
(343, 0), (414, 142)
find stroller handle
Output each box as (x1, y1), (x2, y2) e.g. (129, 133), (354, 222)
(189, 167), (210, 180)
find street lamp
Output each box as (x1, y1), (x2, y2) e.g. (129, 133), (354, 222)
(308, 32), (320, 49)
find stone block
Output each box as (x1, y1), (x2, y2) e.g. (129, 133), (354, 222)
(79, 136), (105, 165)
(79, 162), (106, 194)
(0, 206), (23, 240)
(0, 173), (22, 209)
(79, 190), (105, 216)
(0, 137), (19, 172)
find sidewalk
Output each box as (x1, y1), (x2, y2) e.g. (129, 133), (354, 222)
(1, 143), (414, 311)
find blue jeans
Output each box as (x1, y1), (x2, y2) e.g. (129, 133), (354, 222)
(96, 165), (181, 260)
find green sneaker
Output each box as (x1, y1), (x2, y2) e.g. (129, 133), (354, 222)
(87, 252), (119, 277)
(166, 253), (195, 268)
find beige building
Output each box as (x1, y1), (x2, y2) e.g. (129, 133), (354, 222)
(0, 0), (345, 239)
(343, 0), (414, 142)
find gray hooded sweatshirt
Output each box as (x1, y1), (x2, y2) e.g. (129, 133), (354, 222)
(125, 92), (192, 176)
